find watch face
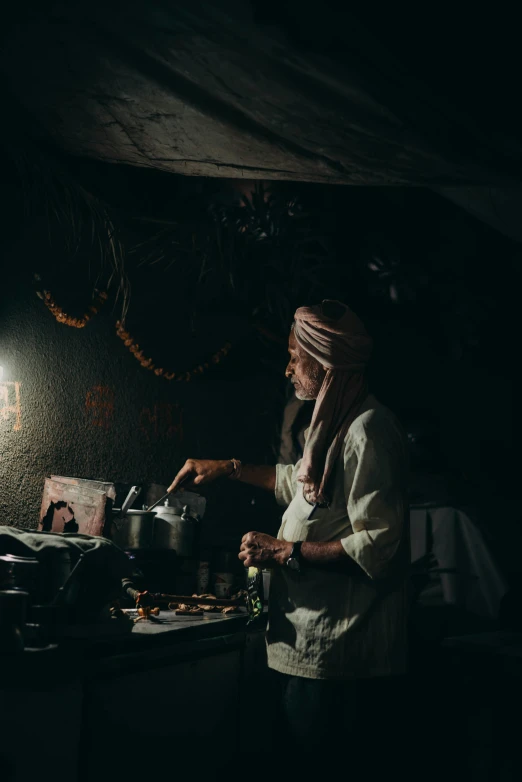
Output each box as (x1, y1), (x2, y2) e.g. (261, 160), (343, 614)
(287, 557), (300, 571)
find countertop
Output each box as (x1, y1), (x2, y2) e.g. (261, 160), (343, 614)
(6, 607), (268, 681)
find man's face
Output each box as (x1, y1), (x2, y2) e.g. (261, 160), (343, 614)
(285, 330), (326, 401)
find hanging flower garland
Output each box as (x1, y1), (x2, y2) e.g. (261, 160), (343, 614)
(36, 286), (108, 328)
(115, 321), (232, 381)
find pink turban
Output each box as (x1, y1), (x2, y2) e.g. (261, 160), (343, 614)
(293, 300), (373, 504)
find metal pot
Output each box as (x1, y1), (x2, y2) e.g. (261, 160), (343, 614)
(152, 505), (199, 557)
(110, 510), (157, 550)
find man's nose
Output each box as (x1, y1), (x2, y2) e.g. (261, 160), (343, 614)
(284, 363), (292, 378)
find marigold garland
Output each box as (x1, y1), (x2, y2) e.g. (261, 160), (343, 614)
(115, 321), (232, 381)
(37, 288), (108, 328)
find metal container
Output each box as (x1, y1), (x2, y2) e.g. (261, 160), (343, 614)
(0, 590), (28, 655)
(110, 510), (157, 550)
(152, 504), (199, 557)
(0, 554), (39, 595)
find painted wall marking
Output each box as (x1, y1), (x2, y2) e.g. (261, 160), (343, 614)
(0, 382), (22, 431)
(85, 385), (115, 430)
(139, 402), (183, 443)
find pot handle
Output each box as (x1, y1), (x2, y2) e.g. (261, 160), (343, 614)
(120, 485), (142, 517)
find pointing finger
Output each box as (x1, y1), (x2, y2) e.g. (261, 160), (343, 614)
(168, 464), (191, 493)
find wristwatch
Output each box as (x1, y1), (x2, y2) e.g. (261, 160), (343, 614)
(286, 541), (303, 572)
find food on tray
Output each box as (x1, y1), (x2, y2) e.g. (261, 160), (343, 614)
(167, 593), (245, 615)
(193, 593), (218, 611)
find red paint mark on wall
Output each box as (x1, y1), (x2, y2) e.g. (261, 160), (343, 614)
(0, 382), (22, 431)
(139, 402), (183, 443)
(85, 386), (115, 430)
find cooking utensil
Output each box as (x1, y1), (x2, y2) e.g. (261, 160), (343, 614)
(146, 476), (191, 513)
(146, 490), (172, 513)
(119, 485), (142, 517)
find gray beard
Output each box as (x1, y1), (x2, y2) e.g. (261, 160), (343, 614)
(294, 387), (316, 401)
(294, 365), (324, 400)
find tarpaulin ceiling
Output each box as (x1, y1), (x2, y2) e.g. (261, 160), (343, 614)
(2, 2), (522, 240)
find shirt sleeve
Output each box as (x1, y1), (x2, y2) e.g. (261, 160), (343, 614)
(275, 462), (300, 507)
(340, 433), (406, 580)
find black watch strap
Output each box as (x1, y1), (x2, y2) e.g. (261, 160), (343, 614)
(287, 541), (303, 571)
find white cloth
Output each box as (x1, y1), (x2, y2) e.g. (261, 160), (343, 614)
(410, 507), (508, 619)
(267, 395), (410, 680)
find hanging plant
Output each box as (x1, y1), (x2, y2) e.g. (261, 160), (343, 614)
(34, 275), (108, 328)
(206, 182), (334, 337)
(115, 321), (232, 381)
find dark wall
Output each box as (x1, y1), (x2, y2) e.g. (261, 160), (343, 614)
(0, 262), (283, 546)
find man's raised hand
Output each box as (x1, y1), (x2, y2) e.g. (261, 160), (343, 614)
(167, 459), (232, 493)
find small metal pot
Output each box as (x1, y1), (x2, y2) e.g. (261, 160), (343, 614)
(110, 510), (157, 550)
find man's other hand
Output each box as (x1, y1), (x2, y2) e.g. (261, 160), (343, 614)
(239, 531), (292, 568)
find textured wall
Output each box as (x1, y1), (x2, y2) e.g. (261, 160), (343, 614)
(0, 278), (282, 544)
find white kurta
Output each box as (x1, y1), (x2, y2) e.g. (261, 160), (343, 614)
(267, 394), (411, 680)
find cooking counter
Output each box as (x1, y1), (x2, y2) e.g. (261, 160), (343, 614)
(80, 606), (266, 674)
(2, 609), (270, 782)
(130, 607), (252, 636)
(6, 606), (265, 667)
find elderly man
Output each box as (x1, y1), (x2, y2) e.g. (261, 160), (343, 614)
(168, 300), (409, 753)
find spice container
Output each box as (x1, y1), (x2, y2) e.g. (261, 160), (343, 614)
(197, 550), (211, 594)
(213, 571), (235, 598)
(212, 550), (236, 598)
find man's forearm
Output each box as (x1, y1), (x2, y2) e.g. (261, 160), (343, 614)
(300, 540), (351, 566)
(169, 459), (276, 495)
(276, 539), (356, 571)
(236, 464), (276, 493)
